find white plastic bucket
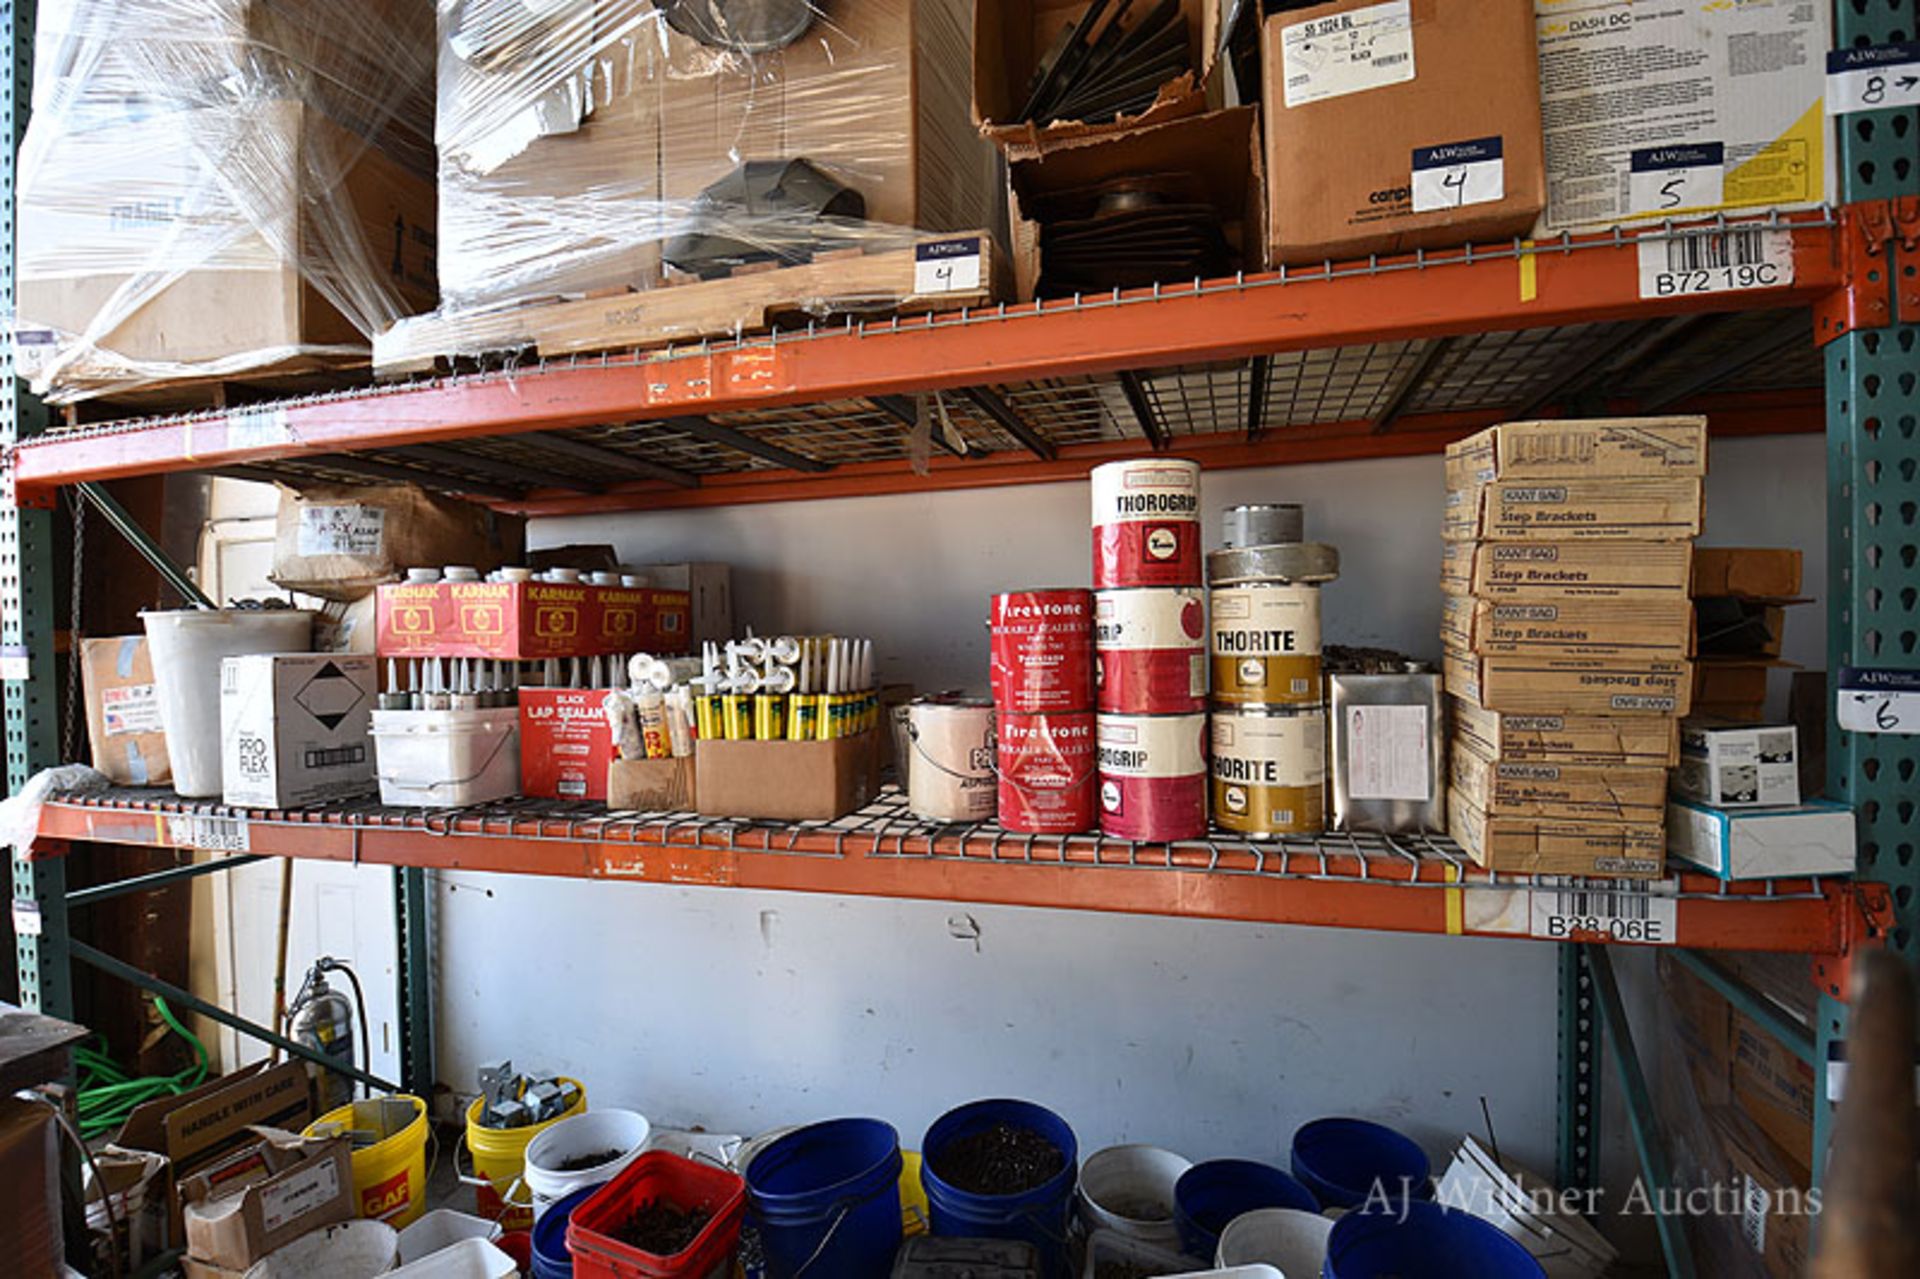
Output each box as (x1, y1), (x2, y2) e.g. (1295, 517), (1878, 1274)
(1215, 1207), (1336, 1276)
(1075, 1144), (1192, 1249)
(387, 1238), (516, 1279)
(370, 707), (520, 807)
(523, 1108), (652, 1221)
(141, 609), (313, 796)
(242, 1220), (396, 1278)
(397, 1209), (500, 1265)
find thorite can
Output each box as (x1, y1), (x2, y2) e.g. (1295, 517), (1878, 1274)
(1095, 713), (1208, 842)
(1209, 583), (1323, 706)
(998, 712), (1096, 833)
(1091, 458), (1203, 588)
(1210, 707), (1328, 838)
(1094, 587), (1208, 714)
(990, 590), (1094, 713)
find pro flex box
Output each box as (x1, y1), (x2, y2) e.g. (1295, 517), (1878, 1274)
(220, 655), (376, 809)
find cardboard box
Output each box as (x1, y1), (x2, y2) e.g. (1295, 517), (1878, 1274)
(374, 581), (690, 659)
(439, 0), (996, 311)
(971, 1), (1217, 155)
(1700, 1107), (1814, 1279)
(181, 1132), (353, 1271)
(81, 635), (173, 787)
(1692, 660), (1779, 723)
(1441, 590), (1693, 660)
(1535, 0), (1831, 234)
(1445, 416), (1708, 487)
(1441, 539), (1693, 599)
(1676, 720), (1800, 808)
(1444, 649), (1691, 717)
(17, 99), (434, 395)
(1658, 953), (1733, 1107)
(637, 563), (732, 646)
(270, 484), (522, 603)
(1728, 1018), (1817, 1183)
(1450, 697), (1679, 767)
(695, 729), (881, 822)
(220, 655), (377, 809)
(608, 755), (698, 811)
(1667, 799), (1855, 882)
(1260, 0), (1545, 263)
(519, 687), (614, 802)
(1006, 105), (1264, 301)
(1447, 789), (1664, 877)
(1443, 477), (1704, 542)
(1692, 547), (1803, 601)
(0, 1098), (62, 1279)
(1450, 745), (1666, 822)
(113, 1062), (313, 1242)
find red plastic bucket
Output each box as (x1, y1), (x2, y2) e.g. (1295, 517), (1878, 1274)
(567, 1152), (745, 1279)
(1096, 713), (1208, 842)
(998, 712), (1096, 834)
(989, 590), (1094, 714)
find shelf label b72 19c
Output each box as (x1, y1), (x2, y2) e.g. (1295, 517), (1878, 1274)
(1636, 228), (1794, 299)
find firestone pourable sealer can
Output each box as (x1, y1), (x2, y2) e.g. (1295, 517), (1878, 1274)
(1094, 586), (1207, 714)
(1091, 458), (1203, 588)
(990, 589), (1094, 713)
(998, 712), (1097, 833)
(1211, 707), (1328, 837)
(1207, 542), (1340, 707)
(1095, 712), (1208, 842)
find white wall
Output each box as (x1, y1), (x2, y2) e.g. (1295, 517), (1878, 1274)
(427, 432), (1824, 1253)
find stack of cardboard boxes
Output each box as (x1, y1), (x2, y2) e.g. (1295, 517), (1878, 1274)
(1441, 416), (1706, 877)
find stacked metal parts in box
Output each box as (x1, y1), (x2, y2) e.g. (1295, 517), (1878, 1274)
(1441, 417), (1707, 877)
(1207, 505), (1338, 838)
(476, 1061), (581, 1131)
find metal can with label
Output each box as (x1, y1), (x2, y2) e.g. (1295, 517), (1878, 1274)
(1090, 458), (1203, 588)
(1095, 712), (1208, 842)
(906, 697), (998, 823)
(1094, 587), (1207, 714)
(1209, 707), (1327, 838)
(1223, 503), (1304, 549)
(990, 589), (1093, 713)
(998, 711), (1096, 833)
(1208, 583), (1324, 706)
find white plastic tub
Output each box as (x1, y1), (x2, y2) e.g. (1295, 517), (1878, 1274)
(1076, 1143), (1192, 1249)
(1082, 1228), (1199, 1279)
(242, 1220), (396, 1278)
(371, 707), (520, 807)
(524, 1107), (652, 1221)
(386, 1238), (516, 1279)
(141, 608), (313, 796)
(1215, 1208), (1336, 1277)
(397, 1209), (500, 1265)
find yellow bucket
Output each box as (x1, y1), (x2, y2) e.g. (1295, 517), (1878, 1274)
(461, 1079), (587, 1231)
(305, 1094), (430, 1229)
(900, 1149), (931, 1236)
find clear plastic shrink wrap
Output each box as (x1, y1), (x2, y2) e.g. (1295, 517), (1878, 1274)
(400, 0), (998, 360)
(13, 0), (438, 403)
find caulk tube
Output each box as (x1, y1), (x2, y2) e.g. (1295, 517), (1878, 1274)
(603, 690), (643, 760)
(635, 689), (671, 759)
(666, 687), (694, 757)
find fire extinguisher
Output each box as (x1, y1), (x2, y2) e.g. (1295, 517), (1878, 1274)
(286, 957), (370, 1113)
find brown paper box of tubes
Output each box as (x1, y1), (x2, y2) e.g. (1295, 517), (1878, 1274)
(1447, 790), (1666, 878)
(1443, 416), (1708, 488)
(1449, 745), (1668, 823)
(1443, 649), (1693, 717)
(1439, 591), (1694, 660)
(1450, 700), (1680, 768)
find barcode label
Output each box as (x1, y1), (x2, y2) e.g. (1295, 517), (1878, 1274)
(1530, 877), (1677, 944)
(1637, 229), (1793, 299)
(166, 814), (251, 852)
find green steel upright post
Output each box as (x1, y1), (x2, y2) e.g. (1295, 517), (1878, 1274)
(1820, 0), (1920, 1177)
(1, 0), (65, 1017)
(393, 866), (434, 1096)
(1556, 945), (1601, 1192)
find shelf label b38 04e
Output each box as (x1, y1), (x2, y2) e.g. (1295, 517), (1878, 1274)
(1636, 228), (1793, 300)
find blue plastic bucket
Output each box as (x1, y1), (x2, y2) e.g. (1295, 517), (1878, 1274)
(1172, 1158), (1319, 1259)
(921, 1099), (1078, 1278)
(1290, 1118), (1433, 1210)
(530, 1184), (598, 1279)
(747, 1117), (903, 1278)
(1324, 1199), (1546, 1277)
